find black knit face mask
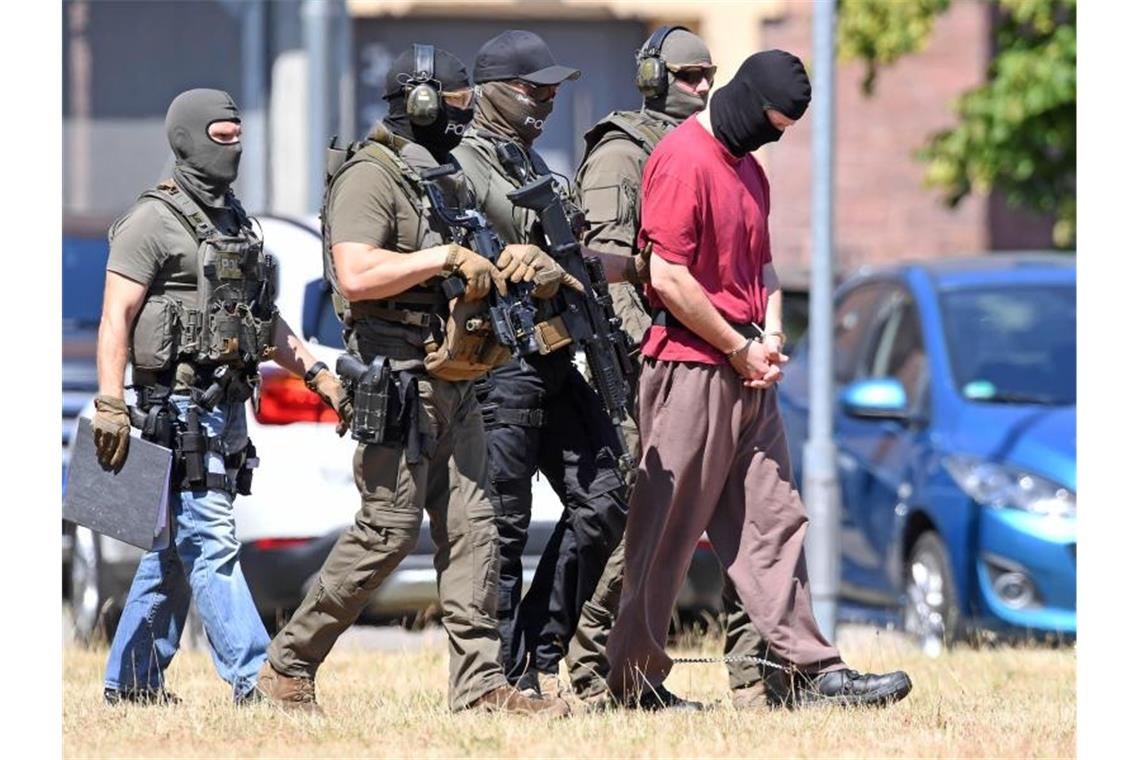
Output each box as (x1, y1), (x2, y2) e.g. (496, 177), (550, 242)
(709, 50), (811, 157)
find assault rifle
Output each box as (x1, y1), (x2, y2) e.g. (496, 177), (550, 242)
(507, 173), (637, 472)
(419, 163), (541, 357)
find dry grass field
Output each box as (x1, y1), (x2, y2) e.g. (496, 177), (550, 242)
(62, 627), (1074, 759)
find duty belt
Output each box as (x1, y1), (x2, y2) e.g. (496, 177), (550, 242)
(352, 292), (448, 329)
(651, 308), (764, 340)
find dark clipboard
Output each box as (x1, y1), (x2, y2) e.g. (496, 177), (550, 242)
(63, 417), (173, 551)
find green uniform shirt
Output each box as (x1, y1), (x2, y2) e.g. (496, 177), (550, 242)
(326, 131), (466, 367)
(574, 111), (676, 345)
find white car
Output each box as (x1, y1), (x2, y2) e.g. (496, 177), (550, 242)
(67, 213), (564, 642)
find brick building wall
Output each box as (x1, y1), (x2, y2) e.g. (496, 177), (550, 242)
(760, 0), (1051, 285)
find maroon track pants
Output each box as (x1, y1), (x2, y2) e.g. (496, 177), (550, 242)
(606, 359), (844, 695)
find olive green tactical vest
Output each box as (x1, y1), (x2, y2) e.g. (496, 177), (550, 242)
(321, 125), (447, 325)
(126, 180), (277, 379)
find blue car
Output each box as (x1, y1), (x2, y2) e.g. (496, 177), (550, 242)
(778, 253), (1075, 653)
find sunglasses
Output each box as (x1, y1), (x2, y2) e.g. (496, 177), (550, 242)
(510, 80), (559, 103)
(667, 64), (717, 88)
(441, 88), (474, 109)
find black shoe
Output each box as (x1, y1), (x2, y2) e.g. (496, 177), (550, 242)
(104, 687), (182, 706)
(772, 668), (912, 709)
(626, 685), (704, 712)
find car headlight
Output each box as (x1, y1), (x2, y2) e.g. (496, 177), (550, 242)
(943, 455), (1075, 518)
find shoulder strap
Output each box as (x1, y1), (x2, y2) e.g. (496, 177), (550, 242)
(581, 110), (671, 166)
(138, 180), (220, 243)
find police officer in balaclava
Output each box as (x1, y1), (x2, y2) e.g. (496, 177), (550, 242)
(96, 88), (346, 706)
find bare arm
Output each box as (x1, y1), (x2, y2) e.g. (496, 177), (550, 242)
(269, 317), (321, 377)
(96, 272), (149, 400)
(650, 254), (782, 387)
(331, 242), (450, 302)
(762, 261), (783, 338)
(649, 254), (746, 355)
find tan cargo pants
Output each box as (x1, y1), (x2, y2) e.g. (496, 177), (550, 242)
(267, 376), (507, 711)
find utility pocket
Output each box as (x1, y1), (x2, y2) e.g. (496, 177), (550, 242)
(206, 302), (242, 363)
(424, 299), (512, 381)
(130, 295), (180, 371)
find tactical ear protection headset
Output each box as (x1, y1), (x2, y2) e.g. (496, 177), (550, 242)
(635, 25), (691, 98)
(406, 43), (440, 126)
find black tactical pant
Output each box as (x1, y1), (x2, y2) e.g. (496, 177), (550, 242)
(480, 353), (628, 681)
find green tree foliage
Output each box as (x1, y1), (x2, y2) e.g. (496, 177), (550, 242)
(838, 0), (1076, 247)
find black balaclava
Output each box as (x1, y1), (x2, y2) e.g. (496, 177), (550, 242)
(643, 29), (713, 122)
(473, 81), (552, 146)
(383, 47), (473, 162)
(709, 50), (812, 157)
(165, 89), (242, 208)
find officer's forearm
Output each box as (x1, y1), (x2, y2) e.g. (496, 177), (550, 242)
(269, 317), (318, 378)
(650, 255), (743, 355)
(587, 247), (638, 285)
(332, 242), (450, 302)
(96, 316), (130, 400)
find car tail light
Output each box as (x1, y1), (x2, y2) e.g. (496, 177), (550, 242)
(253, 537), (315, 551)
(254, 367), (339, 425)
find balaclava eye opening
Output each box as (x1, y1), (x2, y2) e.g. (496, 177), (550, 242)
(709, 50), (811, 157)
(165, 88), (242, 208)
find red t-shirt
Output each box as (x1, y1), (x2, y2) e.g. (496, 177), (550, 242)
(638, 116), (772, 365)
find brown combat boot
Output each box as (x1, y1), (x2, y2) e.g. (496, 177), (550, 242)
(730, 680), (769, 709)
(255, 661), (324, 716)
(471, 685), (571, 717)
(538, 672), (567, 700)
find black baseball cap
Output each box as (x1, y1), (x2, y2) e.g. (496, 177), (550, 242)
(473, 30), (581, 86)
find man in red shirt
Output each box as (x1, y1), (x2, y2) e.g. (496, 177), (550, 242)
(605, 50), (913, 710)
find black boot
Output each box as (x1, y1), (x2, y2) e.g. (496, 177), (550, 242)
(770, 668), (912, 708)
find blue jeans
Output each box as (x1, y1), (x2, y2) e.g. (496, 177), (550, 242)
(103, 397), (269, 700)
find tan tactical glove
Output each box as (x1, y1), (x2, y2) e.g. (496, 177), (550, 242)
(497, 244), (586, 300)
(442, 243), (508, 302)
(92, 394), (131, 471)
(305, 364), (352, 437)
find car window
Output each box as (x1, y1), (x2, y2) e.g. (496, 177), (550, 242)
(834, 283), (890, 384)
(866, 295), (927, 405)
(63, 237), (110, 328)
(940, 284), (1075, 405)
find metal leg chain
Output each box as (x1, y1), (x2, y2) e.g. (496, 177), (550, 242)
(672, 653), (795, 673)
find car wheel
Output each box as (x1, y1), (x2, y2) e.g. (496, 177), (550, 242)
(904, 531), (961, 657)
(70, 526), (121, 646)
